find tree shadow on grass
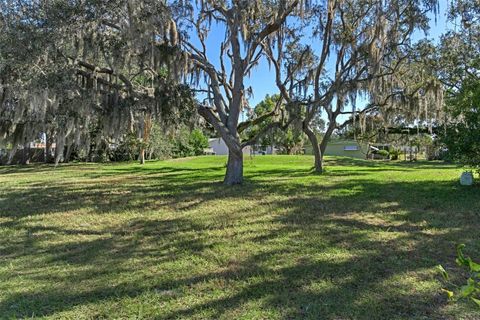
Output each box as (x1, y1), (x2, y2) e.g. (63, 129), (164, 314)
(0, 161), (479, 319)
(0, 217), (217, 317)
(149, 178), (479, 319)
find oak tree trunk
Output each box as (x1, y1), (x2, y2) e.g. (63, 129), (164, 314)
(304, 126), (323, 173)
(319, 125), (335, 161)
(54, 142), (64, 164)
(45, 134), (53, 163)
(139, 149), (145, 165)
(7, 145), (17, 165)
(224, 150), (243, 185)
(139, 112), (151, 165)
(304, 121), (336, 173)
(21, 142), (30, 165)
(64, 144), (73, 163)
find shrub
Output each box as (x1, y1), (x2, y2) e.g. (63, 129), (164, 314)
(147, 125), (174, 160)
(389, 149), (402, 160)
(377, 149), (390, 158)
(171, 126), (209, 158)
(110, 133), (140, 162)
(117, 125), (210, 161)
(188, 129), (209, 156)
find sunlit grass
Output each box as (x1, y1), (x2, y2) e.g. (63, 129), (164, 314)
(0, 156), (479, 319)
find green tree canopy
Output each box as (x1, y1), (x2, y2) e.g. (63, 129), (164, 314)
(0, 0), (195, 164)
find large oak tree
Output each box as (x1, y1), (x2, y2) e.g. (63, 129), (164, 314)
(0, 0), (194, 164)
(177, 0), (304, 185)
(266, 0), (443, 172)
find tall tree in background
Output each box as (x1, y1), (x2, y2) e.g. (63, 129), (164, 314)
(443, 78), (480, 172)
(178, 0), (304, 184)
(266, 0), (443, 172)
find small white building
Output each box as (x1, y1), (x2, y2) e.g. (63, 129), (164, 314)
(206, 138), (252, 155)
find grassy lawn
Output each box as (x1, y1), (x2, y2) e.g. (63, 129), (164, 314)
(0, 155), (479, 319)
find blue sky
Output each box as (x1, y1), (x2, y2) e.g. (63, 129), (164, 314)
(188, 1), (452, 123)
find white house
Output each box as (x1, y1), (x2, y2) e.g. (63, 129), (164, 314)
(206, 138), (252, 155)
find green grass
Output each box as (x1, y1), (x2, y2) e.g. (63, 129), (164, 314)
(0, 155), (479, 319)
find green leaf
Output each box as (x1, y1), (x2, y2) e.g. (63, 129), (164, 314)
(469, 260), (480, 273)
(441, 288), (454, 299)
(437, 265), (449, 281)
(459, 280), (476, 298)
(456, 244), (469, 267)
(471, 297), (480, 308)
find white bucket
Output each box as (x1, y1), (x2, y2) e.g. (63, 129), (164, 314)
(460, 171), (474, 186)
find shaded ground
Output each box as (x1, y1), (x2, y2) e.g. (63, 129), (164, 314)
(0, 156), (479, 319)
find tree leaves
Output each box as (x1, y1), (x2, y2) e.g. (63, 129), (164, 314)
(438, 244), (480, 308)
(0, 0), (194, 164)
